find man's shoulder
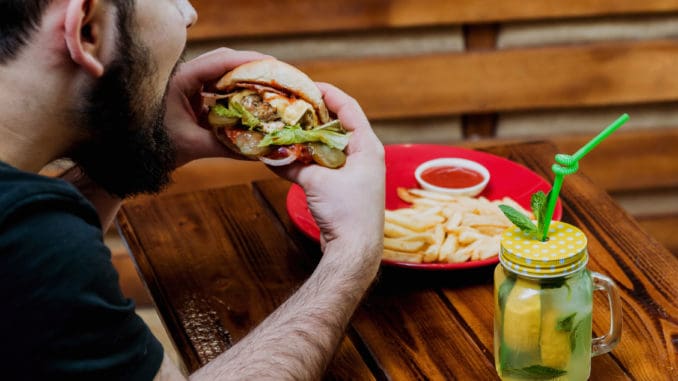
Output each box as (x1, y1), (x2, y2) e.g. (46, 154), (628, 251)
(0, 161), (98, 228)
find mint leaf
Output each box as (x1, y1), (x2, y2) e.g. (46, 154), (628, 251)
(498, 276), (516, 372)
(498, 276), (516, 311)
(499, 205), (537, 235)
(504, 365), (567, 379)
(531, 191), (548, 236)
(556, 312), (577, 331)
(570, 319), (585, 352)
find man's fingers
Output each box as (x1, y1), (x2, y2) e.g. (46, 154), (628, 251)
(316, 82), (380, 154)
(316, 83), (370, 132)
(176, 48), (272, 92)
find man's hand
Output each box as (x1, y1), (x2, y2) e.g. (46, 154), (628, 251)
(164, 48), (272, 167)
(156, 74), (386, 381)
(273, 83), (385, 271)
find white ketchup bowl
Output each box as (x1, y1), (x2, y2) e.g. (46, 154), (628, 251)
(414, 158), (490, 197)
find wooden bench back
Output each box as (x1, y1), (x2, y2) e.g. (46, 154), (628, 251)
(189, 1), (678, 39)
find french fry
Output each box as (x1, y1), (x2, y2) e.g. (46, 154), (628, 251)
(383, 249), (424, 263)
(408, 188), (462, 202)
(384, 221), (419, 238)
(382, 187), (525, 264)
(385, 210), (444, 232)
(475, 225), (507, 237)
(448, 244), (472, 263)
(422, 224), (445, 263)
(462, 212), (510, 227)
(384, 237), (427, 253)
(444, 212), (463, 231)
(397, 187), (418, 203)
(401, 233), (436, 245)
(438, 234), (459, 262)
(458, 227), (486, 245)
(468, 236), (501, 261)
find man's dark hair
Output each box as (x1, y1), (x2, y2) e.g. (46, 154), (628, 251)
(0, 0), (52, 63)
(0, 0), (131, 64)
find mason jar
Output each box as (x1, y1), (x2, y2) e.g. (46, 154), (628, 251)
(494, 221), (622, 381)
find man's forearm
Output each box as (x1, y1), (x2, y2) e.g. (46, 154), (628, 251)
(190, 240), (381, 380)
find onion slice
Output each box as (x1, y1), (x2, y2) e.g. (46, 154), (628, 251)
(259, 151), (298, 166)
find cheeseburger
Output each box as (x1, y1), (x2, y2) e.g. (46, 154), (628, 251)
(202, 59), (350, 168)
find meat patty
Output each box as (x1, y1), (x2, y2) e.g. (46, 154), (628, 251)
(240, 93), (278, 122)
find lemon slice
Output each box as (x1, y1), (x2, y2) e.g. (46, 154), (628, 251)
(503, 278), (541, 353)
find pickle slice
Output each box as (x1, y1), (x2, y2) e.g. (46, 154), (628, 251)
(308, 142), (346, 168)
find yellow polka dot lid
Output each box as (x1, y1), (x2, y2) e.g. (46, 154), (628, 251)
(500, 221), (588, 278)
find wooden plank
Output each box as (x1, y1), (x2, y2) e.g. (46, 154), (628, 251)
(110, 248), (154, 307)
(637, 214), (678, 255)
(189, 0), (678, 40)
(462, 24), (499, 138)
(553, 128), (678, 193)
(290, 40), (678, 119)
(117, 187), (374, 379)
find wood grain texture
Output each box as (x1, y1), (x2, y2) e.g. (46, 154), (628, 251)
(118, 142), (678, 379)
(117, 186), (373, 379)
(188, 0), (678, 40)
(636, 214), (678, 256)
(291, 40), (678, 119)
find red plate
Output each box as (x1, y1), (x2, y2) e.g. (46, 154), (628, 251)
(286, 144), (562, 270)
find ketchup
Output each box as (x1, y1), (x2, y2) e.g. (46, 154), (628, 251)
(420, 166), (484, 188)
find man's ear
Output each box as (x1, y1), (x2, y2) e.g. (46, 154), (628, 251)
(64, 0), (105, 77)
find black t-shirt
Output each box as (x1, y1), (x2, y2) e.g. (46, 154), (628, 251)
(0, 161), (163, 380)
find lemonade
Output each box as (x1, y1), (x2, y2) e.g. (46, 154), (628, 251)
(492, 221), (606, 381)
(494, 266), (593, 380)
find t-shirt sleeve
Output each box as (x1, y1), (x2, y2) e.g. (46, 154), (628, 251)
(0, 196), (163, 380)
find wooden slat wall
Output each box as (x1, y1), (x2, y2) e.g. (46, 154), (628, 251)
(188, 0), (678, 39)
(291, 40), (678, 119)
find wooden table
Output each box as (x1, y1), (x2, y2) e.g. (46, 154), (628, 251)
(117, 141), (678, 380)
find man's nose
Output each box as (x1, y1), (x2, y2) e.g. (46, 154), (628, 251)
(176, 0), (198, 28)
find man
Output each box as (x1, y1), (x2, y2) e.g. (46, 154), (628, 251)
(0, 0), (385, 380)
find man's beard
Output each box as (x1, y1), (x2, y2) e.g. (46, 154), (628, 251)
(68, 13), (178, 198)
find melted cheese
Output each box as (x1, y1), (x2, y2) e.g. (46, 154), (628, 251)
(262, 92), (316, 126)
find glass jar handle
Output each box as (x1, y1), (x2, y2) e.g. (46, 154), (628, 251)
(591, 272), (622, 356)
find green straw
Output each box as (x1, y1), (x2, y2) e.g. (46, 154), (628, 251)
(540, 113), (630, 240)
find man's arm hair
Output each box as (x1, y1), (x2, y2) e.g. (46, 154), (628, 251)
(155, 240), (380, 381)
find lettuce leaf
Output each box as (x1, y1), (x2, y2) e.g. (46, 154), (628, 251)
(212, 102), (261, 131)
(313, 120), (344, 133)
(258, 124), (351, 150)
(229, 101), (261, 130)
(212, 104), (241, 119)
